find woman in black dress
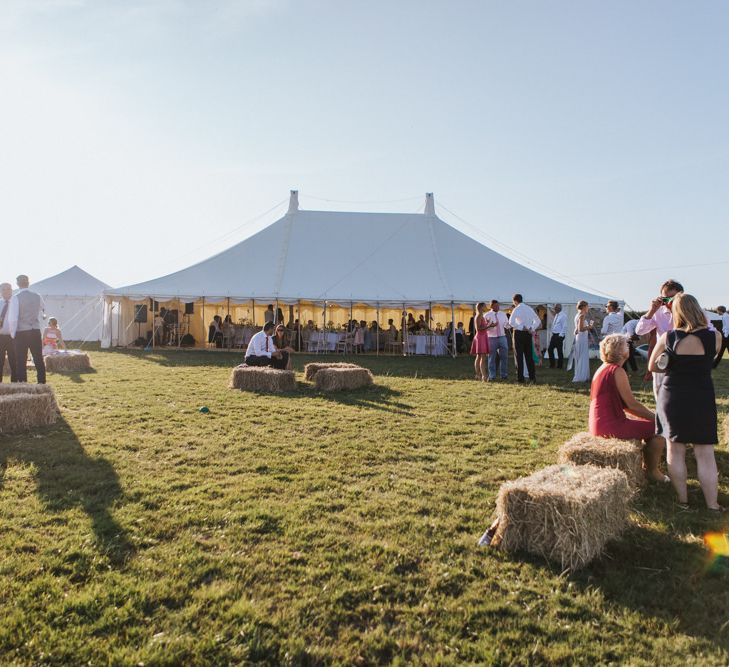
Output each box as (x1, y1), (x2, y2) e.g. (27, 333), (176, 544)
(649, 293), (723, 511)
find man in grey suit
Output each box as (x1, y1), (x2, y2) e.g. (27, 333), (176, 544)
(8, 275), (46, 384)
(0, 282), (18, 382)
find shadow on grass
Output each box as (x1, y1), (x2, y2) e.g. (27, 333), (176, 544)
(0, 418), (134, 565)
(303, 384), (414, 416)
(48, 367), (98, 384)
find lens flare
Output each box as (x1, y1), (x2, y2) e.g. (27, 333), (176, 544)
(704, 532), (729, 559)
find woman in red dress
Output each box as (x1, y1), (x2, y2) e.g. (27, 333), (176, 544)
(470, 302), (495, 381)
(589, 334), (667, 482)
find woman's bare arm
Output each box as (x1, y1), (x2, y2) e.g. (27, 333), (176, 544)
(647, 333), (668, 373)
(613, 366), (655, 420)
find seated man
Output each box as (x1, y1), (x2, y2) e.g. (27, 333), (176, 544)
(244, 321), (288, 369)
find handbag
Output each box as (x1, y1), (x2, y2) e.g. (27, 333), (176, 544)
(654, 330), (681, 372)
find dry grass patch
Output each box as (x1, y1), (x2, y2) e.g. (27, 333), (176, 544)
(228, 365), (296, 393)
(494, 463), (630, 570)
(558, 432), (645, 491)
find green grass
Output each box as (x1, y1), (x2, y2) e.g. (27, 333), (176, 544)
(1, 348), (729, 665)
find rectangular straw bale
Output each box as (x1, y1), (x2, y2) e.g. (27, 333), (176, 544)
(558, 432), (645, 491)
(0, 383), (55, 397)
(494, 463), (630, 571)
(0, 392), (59, 434)
(304, 362), (361, 381)
(314, 367), (374, 391)
(229, 366), (296, 393)
(44, 353), (92, 373)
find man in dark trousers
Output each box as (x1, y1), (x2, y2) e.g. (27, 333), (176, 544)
(713, 305), (729, 368)
(0, 282), (18, 382)
(508, 293), (541, 383)
(8, 274), (46, 384)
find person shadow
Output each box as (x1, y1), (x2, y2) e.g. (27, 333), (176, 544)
(0, 418), (133, 565)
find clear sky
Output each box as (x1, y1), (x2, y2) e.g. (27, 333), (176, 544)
(1, 1), (727, 310)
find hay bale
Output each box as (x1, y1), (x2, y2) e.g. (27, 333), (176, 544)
(229, 366), (296, 393)
(44, 352), (92, 373)
(494, 463), (630, 571)
(0, 383), (55, 396)
(0, 389), (59, 434)
(314, 367), (374, 391)
(304, 362), (361, 382)
(558, 432), (645, 491)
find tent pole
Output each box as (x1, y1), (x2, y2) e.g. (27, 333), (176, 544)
(202, 297), (205, 350)
(275, 298), (279, 325)
(151, 299), (155, 352)
(297, 299), (301, 351)
(376, 302), (380, 357)
(402, 302), (407, 356)
(451, 301), (456, 358)
(252, 299), (255, 326)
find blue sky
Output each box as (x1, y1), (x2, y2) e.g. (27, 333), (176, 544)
(1, 1), (727, 309)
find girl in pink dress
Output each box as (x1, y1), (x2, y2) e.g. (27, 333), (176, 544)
(470, 302), (495, 381)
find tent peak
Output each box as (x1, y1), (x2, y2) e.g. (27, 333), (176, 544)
(288, 190), (299, 214)
(424, 192), (435, 216)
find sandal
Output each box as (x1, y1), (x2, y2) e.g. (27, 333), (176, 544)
(707, 506), (727, 514)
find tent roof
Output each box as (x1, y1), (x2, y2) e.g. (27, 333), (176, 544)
(32, 265), (110, 297)
(107, 192), (609, 305)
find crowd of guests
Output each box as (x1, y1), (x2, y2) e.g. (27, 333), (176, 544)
(0, 274), (62, 385)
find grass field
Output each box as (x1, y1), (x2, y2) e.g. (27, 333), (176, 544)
(1, 348), (729, 665)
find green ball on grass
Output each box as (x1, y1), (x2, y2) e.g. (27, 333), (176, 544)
(198, 406), (210, 414)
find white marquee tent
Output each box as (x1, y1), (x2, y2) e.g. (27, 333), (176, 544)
(32, 265), (110, 342)
(103, 192), (609, 352)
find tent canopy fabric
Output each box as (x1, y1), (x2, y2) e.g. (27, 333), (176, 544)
(106, 192), (608, 306)
(32, 265), (110, 297)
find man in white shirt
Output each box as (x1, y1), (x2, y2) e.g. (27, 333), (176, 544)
(485, 300), (510, 380)
(8, 274), (46, 384)
(0, 282), (18, 382)
(244, 321), (287, 369)
(508, 293), (541, 383)
(601, 300), (624, 338)
(713, 305), (729, 368)
(547, 303), (567, 369)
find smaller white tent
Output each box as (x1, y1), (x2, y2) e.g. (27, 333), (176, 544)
(31, 266), (110, 342)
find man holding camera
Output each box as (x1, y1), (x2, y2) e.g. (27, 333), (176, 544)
(636, 279), (683, 397)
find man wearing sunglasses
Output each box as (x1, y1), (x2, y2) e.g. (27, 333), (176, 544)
(636, 279), (713, 395)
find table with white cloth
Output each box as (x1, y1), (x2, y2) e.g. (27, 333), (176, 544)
(406, 334), (449, 356)
(229, 326), (258, 348)
(307, 331), (345, 352)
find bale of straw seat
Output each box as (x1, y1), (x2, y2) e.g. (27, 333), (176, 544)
(558, 432), (645, 491)
(314, 366), (374, 391)
(229, 366), (296, 393)
(494, 463), (630, 571)
(0, 383), (56, 397)
(304, 362), (361, 382)
(44, 353), (92, 373)
(0, 385), (59, 434)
